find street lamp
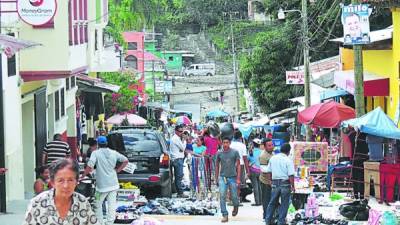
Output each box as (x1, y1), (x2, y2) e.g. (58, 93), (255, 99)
(277, 3), (312, 141)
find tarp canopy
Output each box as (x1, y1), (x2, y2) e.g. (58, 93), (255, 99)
(342, 107), (400, 139)
(206, 110), (229, 118)
(298, 100), (356, 128)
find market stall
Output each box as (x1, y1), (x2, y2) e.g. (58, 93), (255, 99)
(342, 107), (400, 203)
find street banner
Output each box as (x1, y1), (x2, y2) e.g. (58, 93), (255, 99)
(341, 4), (371, 45)
(286, 71), (304, 85)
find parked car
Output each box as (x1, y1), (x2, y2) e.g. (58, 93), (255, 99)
(184, 63), (216, 76)
(107, 127), (172, 197)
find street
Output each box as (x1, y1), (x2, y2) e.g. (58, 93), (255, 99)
(1, 198), (265, 225)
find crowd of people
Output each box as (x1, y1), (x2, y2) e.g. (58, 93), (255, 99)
(19, 120), (296, 225)
(168, 123), (296, 224)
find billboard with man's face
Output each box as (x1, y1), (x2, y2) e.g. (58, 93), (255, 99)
(341, 4), (372, 45)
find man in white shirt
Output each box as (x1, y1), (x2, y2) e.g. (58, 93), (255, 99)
(230, 130), (250, 201)
(265, 143), (295, 225)
(170, 125), (188, 198)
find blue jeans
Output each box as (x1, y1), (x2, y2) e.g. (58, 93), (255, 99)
(219, 177), (239, 216)
(265, 180), (291, 225)
(172, 158), (184, 194)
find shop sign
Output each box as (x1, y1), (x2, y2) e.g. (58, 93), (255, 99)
(17, 0), (57, 26)
(341, 4), (372, 45)
(286, 71), (304, 85)
(155, 80), (164, 93)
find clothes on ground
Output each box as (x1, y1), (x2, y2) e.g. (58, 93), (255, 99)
(170, 134), (186, 160)
(366, 134), (384, 161)
(204, 135), (219, 156)
(230, 140), (248, 165)
(216, 148), (240, 178)
(87, 147), (128, 193)
(266, 153), (295, 180)
(23, 190), (98, 225)
(259, 150), (273, 185)
(137, 198), (218, 216)
(192, 144), (207, 155)
(43, 140), (71, 164)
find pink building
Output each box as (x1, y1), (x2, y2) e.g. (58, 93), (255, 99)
(122, 32), (145, 79)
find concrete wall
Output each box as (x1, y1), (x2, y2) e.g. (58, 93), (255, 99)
(22, 100), (35, 199)
(1, 53), (24, 201)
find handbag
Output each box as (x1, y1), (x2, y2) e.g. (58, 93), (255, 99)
(249, 164), (261, 174)
(339, 199), (370, 221)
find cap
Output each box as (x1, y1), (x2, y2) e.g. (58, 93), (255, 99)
(97, 136), (107, 144)
(253, 138), (262, 145)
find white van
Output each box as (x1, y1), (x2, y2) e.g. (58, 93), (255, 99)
(184, 63), (216, 76)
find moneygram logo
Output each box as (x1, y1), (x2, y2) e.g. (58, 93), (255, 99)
(17, 0), (57, 26)
(29, 0), (44, 7)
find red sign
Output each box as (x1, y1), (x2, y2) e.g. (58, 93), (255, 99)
(286, 71), (304, 85)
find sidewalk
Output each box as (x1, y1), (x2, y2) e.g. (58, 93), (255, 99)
(0, 200), (30, 225)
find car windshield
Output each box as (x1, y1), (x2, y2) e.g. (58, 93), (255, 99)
(122, 133), (161, 152)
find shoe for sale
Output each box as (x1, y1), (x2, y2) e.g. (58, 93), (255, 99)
(221, 216), (229, 223)
(177, 193), (189, 198)
(232, 206), (239, 217)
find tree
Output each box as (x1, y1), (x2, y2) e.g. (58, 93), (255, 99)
(240, 24), (300, 113)
(100, 71), (138, 117)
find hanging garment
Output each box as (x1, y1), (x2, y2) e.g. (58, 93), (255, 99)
(380, 163), (400, 202)
(366, 135), (384, 161)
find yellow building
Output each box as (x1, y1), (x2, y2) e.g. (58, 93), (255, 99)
(337, 9), (400, 122)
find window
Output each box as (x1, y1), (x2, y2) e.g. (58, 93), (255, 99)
(128, 42), (138, 50)
(55, 91), (60, 121)
(71, 76), (76, 88)
(168, 56), (174, 61)
(69, 0), (88, 45)
(66, 78), (70, 90)
(7, 55), (16, 77)
(61, 88), (65, 117)
(125, 55), (138, 69)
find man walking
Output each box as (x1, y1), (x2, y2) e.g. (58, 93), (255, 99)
(230, 130), (250, 201)
(82, 136), (128, 225)
(170, 125), (188, 198)
(42, 133), (71, 165)
(216, 137), (241, 223)
(265, 143), (295, 225)
(259, 138), (274, 220)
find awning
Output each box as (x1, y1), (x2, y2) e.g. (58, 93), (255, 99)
(0, 34), (41, 58)
(320, 88), (349, 101)
(334, 70), (389, 96)
(77, 74), (120, 93)
(311, 70), (335, 88)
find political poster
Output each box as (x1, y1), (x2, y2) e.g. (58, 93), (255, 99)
(341, 4), (372, 45)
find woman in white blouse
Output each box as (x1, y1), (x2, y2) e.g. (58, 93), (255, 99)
(23, 159), (98, 225)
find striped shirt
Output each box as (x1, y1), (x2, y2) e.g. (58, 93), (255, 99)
(43, 140), (71, 164)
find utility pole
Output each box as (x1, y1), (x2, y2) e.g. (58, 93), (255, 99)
(227, 12), (240, 114)
(302, 0), (312, 141)
(352, 0), (365, 117)
(152, 60), (156, 102)
(0, 2), (6, 213)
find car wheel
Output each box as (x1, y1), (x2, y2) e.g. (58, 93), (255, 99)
(206, 73), (212, 76)
(189, 73), (194, 77)
(161, 178), (172, 197)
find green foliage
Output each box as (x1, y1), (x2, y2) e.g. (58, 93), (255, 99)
(239, 23), (300, 113)
(100, 71), (138, 117)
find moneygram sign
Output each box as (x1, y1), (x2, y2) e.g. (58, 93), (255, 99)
(17, 0), (57, 26)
